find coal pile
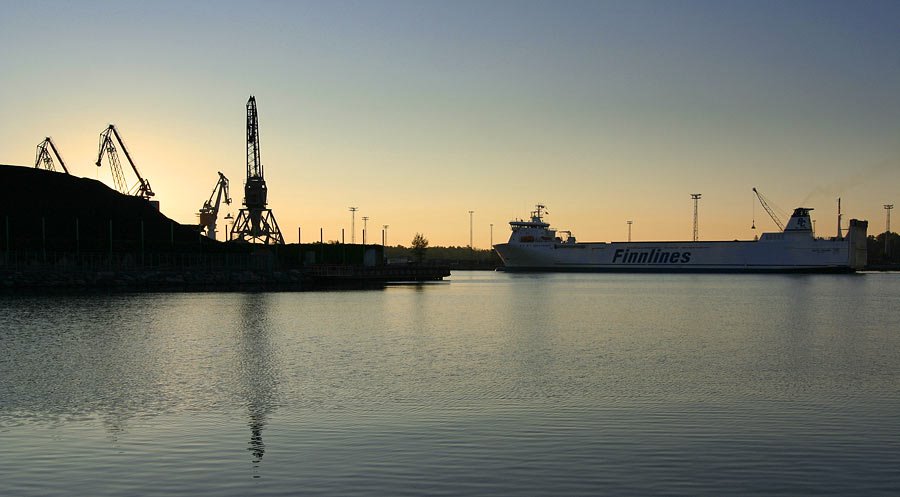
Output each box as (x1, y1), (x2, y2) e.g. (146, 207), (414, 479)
(0, 164), (221, 253)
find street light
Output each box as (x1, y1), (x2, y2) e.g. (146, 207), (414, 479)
(627, 220), (632, 242)
(469, 210), (474, 249)
(225, 212), (234, 241)
(383, 225), (389, 246)
(490, 223), (493, 247)
(349, 207), (358, 244)
(886, 204), (894, 258)
(362, 216), (369, 245)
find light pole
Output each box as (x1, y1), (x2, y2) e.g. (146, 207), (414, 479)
(490, 223), (493, 247)
(383, 225), (389, 247)
(691, 193), (702, 242)
(627, 220), (632, 242)
(886, 204), (894, 258)
(469, 210), (474, 249)
(349, 207), (358, 244)
(225, 212), (234, 241)
(362, 216), (369, 245)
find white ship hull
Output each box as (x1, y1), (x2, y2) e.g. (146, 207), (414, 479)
(494, 205), (868, 273)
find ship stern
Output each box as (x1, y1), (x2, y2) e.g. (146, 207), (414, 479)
(847, 219), (869, 269)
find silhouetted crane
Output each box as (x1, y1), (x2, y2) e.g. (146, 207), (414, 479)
(198, 172), (232, 240)
(95, 124), (154, 199)
(752, 187), (785, 231)
(34, 137), (70, 174)
(230, 96), (284, 244)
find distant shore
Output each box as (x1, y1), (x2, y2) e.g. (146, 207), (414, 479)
(863, 264), (900, 272)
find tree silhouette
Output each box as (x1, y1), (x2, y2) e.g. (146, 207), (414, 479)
(411, 233), (429, 262)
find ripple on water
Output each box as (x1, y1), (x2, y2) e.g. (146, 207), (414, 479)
(2, 274), (900, 496)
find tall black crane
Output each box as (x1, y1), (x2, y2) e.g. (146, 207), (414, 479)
(95, 124), (154, 200)
(230, 96), (284, 244)
(34, 137), (70, 174)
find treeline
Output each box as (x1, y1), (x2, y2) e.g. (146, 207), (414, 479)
(866, 233), (900, 266)
(384, 245), (501, 269)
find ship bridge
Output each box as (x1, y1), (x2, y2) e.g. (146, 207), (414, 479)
(507, 204), (557, 243)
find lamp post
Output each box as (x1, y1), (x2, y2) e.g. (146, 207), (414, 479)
(349, 207), (358, 244)
(469, 210), (474, 249)
(490, 223), (493, 247)
(362, 216), (369, 245)
(886, 204), (894, 258)
(627, 220), (632, 242)
(383, 225), (389, 247)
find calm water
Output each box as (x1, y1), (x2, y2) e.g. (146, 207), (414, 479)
(2, 271), (899, 496)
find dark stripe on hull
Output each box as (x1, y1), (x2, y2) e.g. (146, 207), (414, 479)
(500, 265), (857, 274)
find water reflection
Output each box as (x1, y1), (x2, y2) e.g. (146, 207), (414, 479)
(2, 275), (900, 496)
(0, 292), (284, 473)
(0, 295), (166, 431)
(237, 293), (279, 472)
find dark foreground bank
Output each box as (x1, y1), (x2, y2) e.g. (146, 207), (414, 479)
(0, 164), (449, 291)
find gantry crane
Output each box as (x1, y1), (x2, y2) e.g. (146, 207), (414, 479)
(34, 137), (70, 174)
(198, 172), (232, 240)
(95, 124), (154, 199)
(230, 96), (284, 244)
(752, 187), (785, 231)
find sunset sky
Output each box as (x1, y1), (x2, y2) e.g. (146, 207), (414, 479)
(2, 0), (899, 247)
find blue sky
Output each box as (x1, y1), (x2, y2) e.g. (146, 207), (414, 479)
(2, 0), (898, 245)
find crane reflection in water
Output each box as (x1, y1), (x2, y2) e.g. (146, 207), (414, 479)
(238, 294), (279, 472)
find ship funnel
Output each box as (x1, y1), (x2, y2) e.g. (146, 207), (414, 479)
(784, 208), (814, 232)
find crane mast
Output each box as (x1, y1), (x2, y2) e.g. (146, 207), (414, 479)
(95, 124), (154, 199)
(198, 172), (232, 240)
(243, 96), (267, 208)
(230, 96), (284, 244)
(752, 187), (785, 231)
(247, 98), (263, 181)
(34, 137), (70, 174)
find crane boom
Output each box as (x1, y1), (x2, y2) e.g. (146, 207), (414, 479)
(95, 124), (154, 199)
(198, 172), (232, 240)
(753, 187), (785, 231)
(34, 137), (70, 174)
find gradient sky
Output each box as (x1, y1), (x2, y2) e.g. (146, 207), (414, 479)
(2, 0), (899, 246)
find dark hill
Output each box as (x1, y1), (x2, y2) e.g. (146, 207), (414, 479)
(0, 164), (217, 252)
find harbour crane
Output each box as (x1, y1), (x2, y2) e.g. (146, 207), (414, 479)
(198, 172), (232, 240)
(752, 187), (785, 231)
(34, 137), (70, 174)
(230, 96), (284, 244)
(95, 124), (154, 199)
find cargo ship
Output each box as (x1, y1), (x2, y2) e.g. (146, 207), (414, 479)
(493, 204), (868, 273)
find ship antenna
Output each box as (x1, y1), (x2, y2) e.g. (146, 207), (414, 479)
(837, 197), (842, 239)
